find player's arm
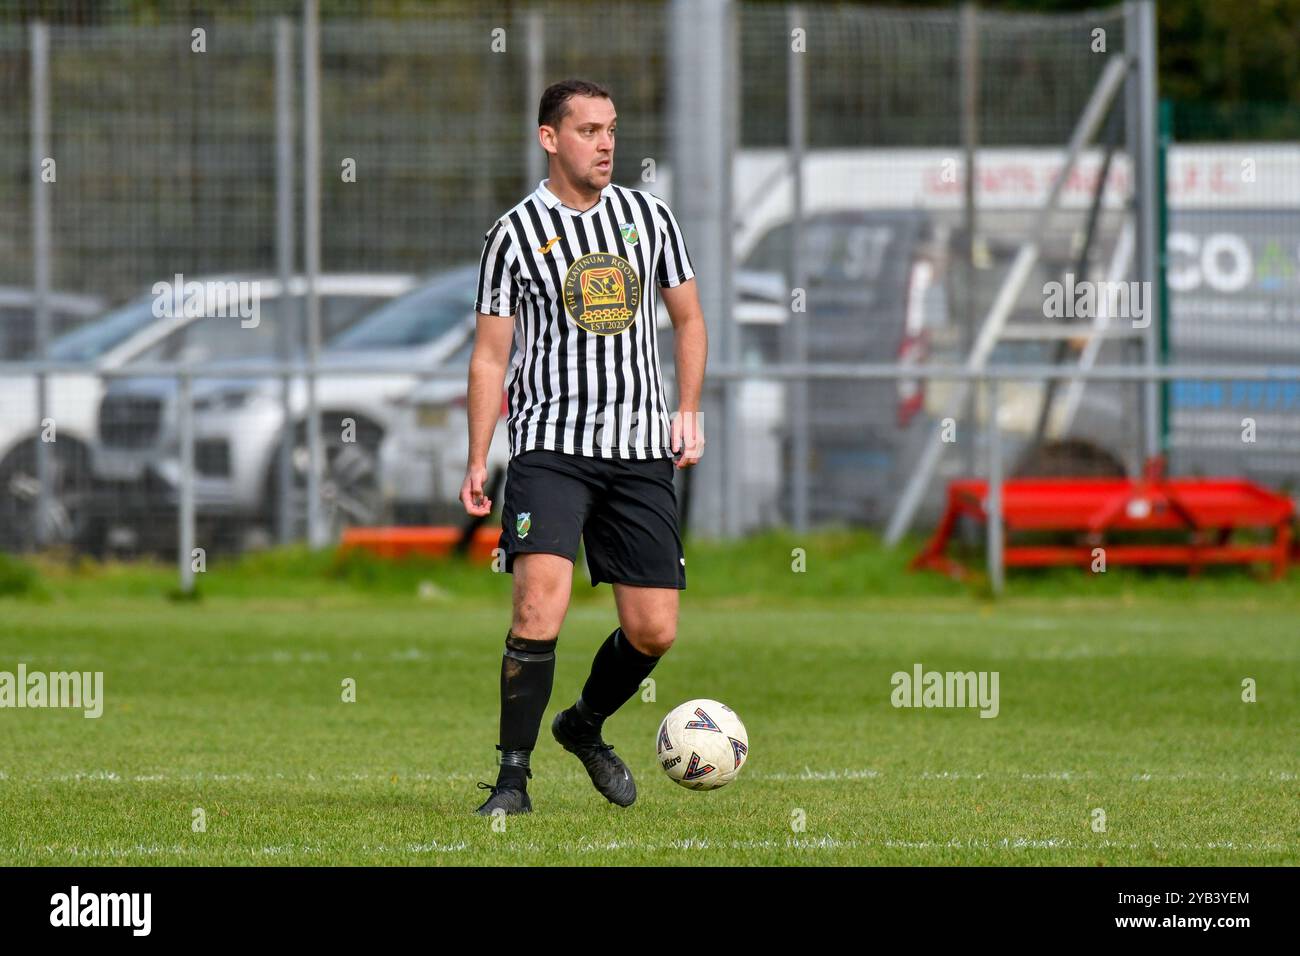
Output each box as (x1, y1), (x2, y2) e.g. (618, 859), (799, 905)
(462, 218), (519, 515)
(460, 312), (513, 516)
(661, 277), (707, 468)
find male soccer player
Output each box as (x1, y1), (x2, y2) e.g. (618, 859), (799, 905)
(460, 78), (707, 815)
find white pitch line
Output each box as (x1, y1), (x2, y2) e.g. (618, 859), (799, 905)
(3, 836), (1292, 860)
(754, 769), (883, 780)
(1, 768), (1295, 784)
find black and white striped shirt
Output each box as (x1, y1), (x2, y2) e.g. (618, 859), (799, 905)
(474, 178), (695, 460)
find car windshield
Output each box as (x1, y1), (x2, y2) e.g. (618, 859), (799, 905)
(48, 297), (157, 362)
(327, 276), (473, 351)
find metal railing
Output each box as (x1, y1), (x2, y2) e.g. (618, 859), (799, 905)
(5, 358), (1297, 595)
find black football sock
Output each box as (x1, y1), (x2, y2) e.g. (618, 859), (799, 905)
(495, 630), (557, 790)
(571, 627), (662, 735)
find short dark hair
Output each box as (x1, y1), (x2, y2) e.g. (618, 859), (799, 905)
(538, 78), (612, 130)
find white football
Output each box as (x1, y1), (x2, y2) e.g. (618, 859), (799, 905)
(656, 698), (749, 790)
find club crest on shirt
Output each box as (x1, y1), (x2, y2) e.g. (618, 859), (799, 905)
(562, 252), (640, 335)
(516, 512), (531, 538)
(619, 223), (639, 245)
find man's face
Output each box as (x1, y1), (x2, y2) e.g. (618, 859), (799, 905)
(543, 95), (616, 192)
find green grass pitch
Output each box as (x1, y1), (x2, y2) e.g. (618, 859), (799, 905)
(0, 533), (1296, 866)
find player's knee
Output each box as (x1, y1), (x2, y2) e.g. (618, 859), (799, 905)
(512, 595), (564, 640)
(623, 620), (676, 657)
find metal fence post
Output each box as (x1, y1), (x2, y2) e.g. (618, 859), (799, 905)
(524, 11), (545, 194)
(788, 4), (809, 535)
(1130, 0), (1161, 464)
(720, 0), (740, 538)
(303, 0), (325, 548)
(986, 376), (1004, 595)
(960, 1), (979, 482)
(1156, 98), (1173, 457)
(275, 16), (296, 545)
(30, 21), (51, 549)
(668, 0), (734, 538)
(178, 369), (196, 595)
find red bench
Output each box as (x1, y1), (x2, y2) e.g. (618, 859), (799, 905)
(912, 459), (1295, 579)
(339, 526), (499, 562)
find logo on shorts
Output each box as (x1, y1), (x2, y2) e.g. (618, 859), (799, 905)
(562, 252), (640, 335)
(619, 222), (639, 245)
(515, 512), (531, 538)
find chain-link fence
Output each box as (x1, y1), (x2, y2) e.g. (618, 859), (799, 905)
(2, 2), (1134, 295)
(3, 1), (1296, 590)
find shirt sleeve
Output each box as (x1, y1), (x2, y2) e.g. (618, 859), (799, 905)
(655, 200), (696, 288)
(475, 218), (521, 316)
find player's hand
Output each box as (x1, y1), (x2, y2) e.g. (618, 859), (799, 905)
(670, 410), (705, 470)
(460, 462), (493, 516)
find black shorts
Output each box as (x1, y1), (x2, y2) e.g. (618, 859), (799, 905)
(497, 449), (686, 589)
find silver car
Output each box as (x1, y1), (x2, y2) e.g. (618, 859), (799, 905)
(87, 273), (417, 553)
(1, 274), (411, 552)
(95, 266), (481, 550)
